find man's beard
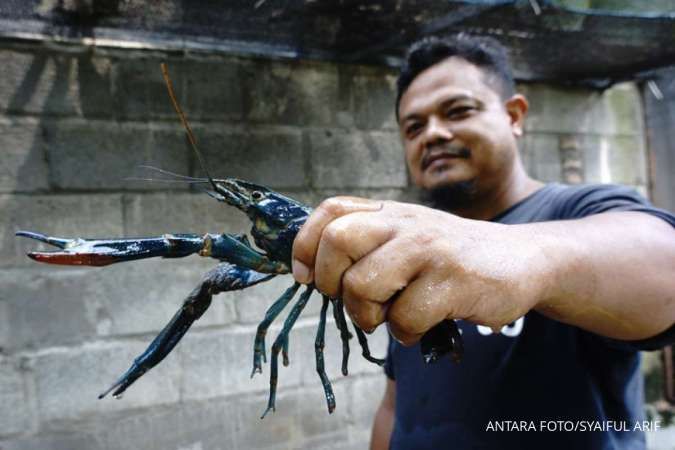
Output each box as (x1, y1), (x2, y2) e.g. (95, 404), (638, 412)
(420, 179), (479, 212)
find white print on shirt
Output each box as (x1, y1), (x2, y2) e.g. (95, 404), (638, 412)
(476, 317), (524, 337)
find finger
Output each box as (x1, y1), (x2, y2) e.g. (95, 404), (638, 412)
(342, 234), (428, 305)
(387, 273), (455, 346)
(292, 197), (382, 284)
(313, 213), (393, 298)
(340, 236), (427, 331)
(342, 297), (389, 333)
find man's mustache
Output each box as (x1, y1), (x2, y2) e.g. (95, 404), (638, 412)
(421, 146), (471, 171)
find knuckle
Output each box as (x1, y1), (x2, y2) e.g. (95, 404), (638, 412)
(353, 312), (378, 332)
(315, 276), (338, 299)
(322, 221), (350, 250)
(388, 307), (424, 337)
(410, 229), (435, 247)
(342, 270), (368, 300)
(343, 297), (381, 331)
(389, 326), (418, 347)
(318, 198), (347, 217)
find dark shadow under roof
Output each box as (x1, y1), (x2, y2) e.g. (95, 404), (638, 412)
(1, 0), (675, 87)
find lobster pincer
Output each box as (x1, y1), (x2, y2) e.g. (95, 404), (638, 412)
(15, 230), (288, 274)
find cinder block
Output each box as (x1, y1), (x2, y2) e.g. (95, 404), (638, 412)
(522, 84), (602, 135)
(0, 268), (98, 351)
(113, 57), (184, 120)
(32, 342), (181, 423)
(182, 57), (244, 121)
(347, 375), (386, 432)
(194, 126), (306, 189)
(0, 358), (32, 437)
(233, 382), (350, 449)
(523, 81), (645, 137)
(296, 320), (388, 386)
(280, 381), (350, 442)
(123, 192), (251, 236)
(345, 429), (373, 450)
(349, 66), (398, 131)
(598, 82), (644, 136)
(177, 326), (306, 402)
(521, 133), (563, 183)
(0, 117), (49, 193)
(0, 301), (9, 353)
(87, 261), (236, 337)
(344, 325), (388, 377)
(2, 193), (124, 268)
(74, 54), (115, 118)
(45, 120), (190, 191)
(295, 322), (345, 385)
(581, 135), (647, 186)
(243, 60), (346, 127)
(233, 276), (323, 325)
(312, 188), (418, 205)
(94, 398), (237, 450)
(0, 433), (102, 450)
(0, 262), (235, 350)
(308, 129), (407, 189)
(0, 50), (112, 117)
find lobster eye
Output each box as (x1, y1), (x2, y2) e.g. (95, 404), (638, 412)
(251, 191), (264, 201)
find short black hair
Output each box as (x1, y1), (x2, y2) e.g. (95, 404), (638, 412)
(396, 34), (516, 120)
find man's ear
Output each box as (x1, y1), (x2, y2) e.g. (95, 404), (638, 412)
(505, 94), (528, 137)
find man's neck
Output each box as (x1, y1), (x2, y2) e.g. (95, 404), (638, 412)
(446, 165), (543, 221)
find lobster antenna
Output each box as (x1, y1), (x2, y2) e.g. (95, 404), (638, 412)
(160, 63), (219, 192)
(124, 177), (209, 185)
(137, 165), (207, 182)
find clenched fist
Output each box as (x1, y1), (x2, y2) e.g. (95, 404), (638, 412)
(291, 197), (554, 346)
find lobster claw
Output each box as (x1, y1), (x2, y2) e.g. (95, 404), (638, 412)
(420, 319), (464, 364)
(15, 231), (204, 267)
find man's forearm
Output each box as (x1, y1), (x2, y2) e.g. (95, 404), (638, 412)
(371, 379), (395, 450)
(528, 211), (675, 341)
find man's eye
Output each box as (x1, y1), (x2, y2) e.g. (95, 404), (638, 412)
(447, 106), (474, 118)
(406, 123), (423, 137)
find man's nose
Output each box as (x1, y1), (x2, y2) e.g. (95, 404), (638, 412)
(423, 116), (453, 149)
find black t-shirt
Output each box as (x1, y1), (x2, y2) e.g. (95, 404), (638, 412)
(385, 183), (675, 450)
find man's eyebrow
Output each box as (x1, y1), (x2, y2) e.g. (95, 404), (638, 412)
(400, 113), (422, 124)
(439, 94), (478, 106)
(400, 94), (479, 123)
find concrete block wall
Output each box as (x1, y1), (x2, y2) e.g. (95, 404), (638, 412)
(0, 40), (656, 450)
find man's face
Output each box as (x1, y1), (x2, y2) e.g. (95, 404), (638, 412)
(398, 57), (523, 197)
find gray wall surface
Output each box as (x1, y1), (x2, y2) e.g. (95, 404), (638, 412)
(0, 40), (665, 450)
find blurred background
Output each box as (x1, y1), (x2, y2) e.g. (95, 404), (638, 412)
(0, 1), (674, 449)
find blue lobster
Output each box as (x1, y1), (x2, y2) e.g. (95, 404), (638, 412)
(16, 63), (463, 417)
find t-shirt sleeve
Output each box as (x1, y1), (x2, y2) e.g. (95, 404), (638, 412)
(552, 184), (675, 351)
(553, 183), (675, 229)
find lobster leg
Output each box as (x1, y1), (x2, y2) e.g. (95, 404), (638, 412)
(262, 285), (314, 418)
(99, 263), (274, 399)
(250, 282), (301, 377)
(315, 295), (336, 413)
(352, 323), (386, 366)
(330, 297), (353, 376)
(16, 231), (288, 274)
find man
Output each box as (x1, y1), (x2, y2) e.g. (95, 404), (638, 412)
(292, 35), (675, 449)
